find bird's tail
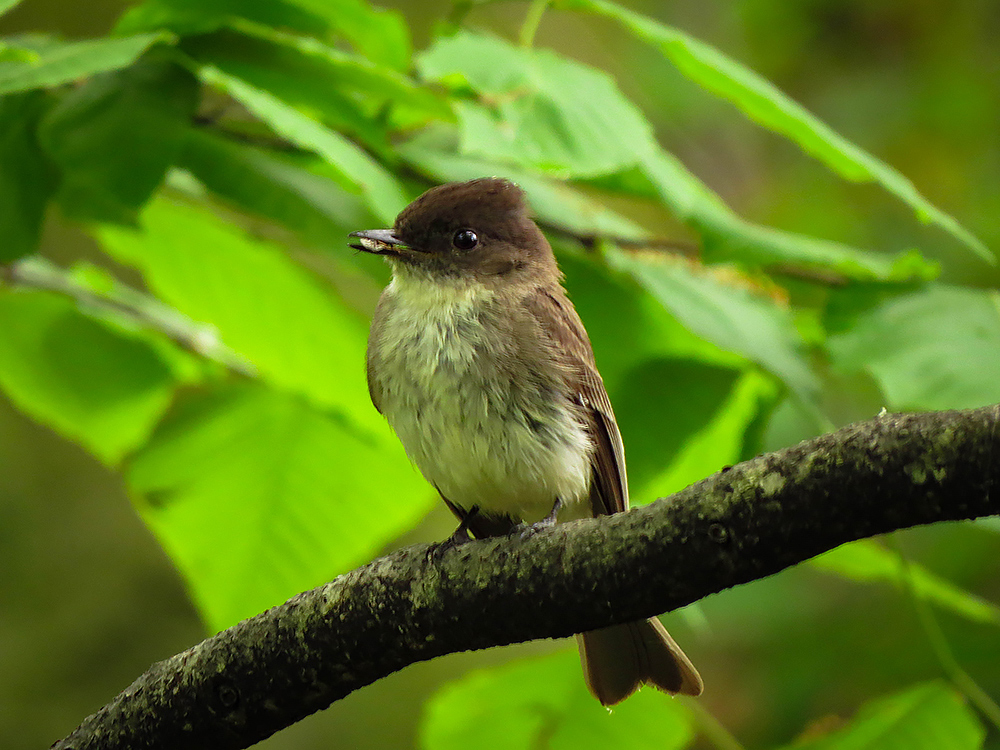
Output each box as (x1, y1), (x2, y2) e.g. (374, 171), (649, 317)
(577, 617), (703, 705)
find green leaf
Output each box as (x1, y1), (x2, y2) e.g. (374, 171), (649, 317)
(38, 57), (198, 223)
(782, 681), (984, 750)
(826, 285), (1000, 410)
(96, 197), (383, 428)
(281, 0), (411, 72)
(812, 540), (1000, 626)
(417, 30), (656, 179)
(0, 289), (185, 464)
(558, 251), (775, 501)
(115, 0), (329, 38)
(421, 649), (694, 750)
(130, 383), (435, 631)
(562, 0), (991, 262)
(635, 369), (778, 500)
(399, 127), (650, 242)
(0, 32), (168, 95)
(199, 64), (407, 224)
(0, 91), (58, 260)
(640, 148), (939, 282)
(182, 25), (445, 146)
(608, 248), (818, 402)
(0, 0), (23, 17)
(117, 0), (411, 71)
(177, 128), (371, 240)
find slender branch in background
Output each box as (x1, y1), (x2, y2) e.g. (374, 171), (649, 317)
(3, 256), (255, 376)
(520, 0), (551, 47)
(51, 405), (1000, 750)
(889, 535), (1000, 731)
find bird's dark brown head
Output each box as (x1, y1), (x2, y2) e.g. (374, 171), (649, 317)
(349, 178), (556, 282)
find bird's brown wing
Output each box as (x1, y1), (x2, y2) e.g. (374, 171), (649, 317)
(525, 286), (629, 516)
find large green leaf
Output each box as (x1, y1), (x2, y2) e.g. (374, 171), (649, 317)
(199, 65), (407, 224)
(826, 285), (1000, 410)
(420, 649), (694, 750)
(177, 128), (371, 242)
(781, 681), (983, 750)
(0, 289), (187, 464)
(561, 0), (990, 262)
(608, 248), (817, 402)
(130, 383), (435, 631)
(417, 30), (656, 179)
(96, 197), (380, 428)
(38, 57), (198, 223)
(0, 32), (167, 95)
(0, 0), (23, 17)
(0, 91), (57, 261)
(812, 540), (1000, 626)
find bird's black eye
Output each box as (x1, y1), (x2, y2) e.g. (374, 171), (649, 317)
(452, 229), (479, 250)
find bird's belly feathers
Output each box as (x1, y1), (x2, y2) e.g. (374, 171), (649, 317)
(370, 286), (592, 524)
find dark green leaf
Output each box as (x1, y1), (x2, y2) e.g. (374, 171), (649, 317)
(0, 32), (167, 95)
(562, 0), (991, 262)
(827, 285), (1000, 410)
(178, 128), (370, 242)
(0, 91), (58, 260)
(0, 288), (185, 464)
(417, 30), (656, 178)
(116, 0), (411, 71)
(182, 24), (445, 146)
(281, 0), (411, 71)
(782, 681), (983, 750)
(560, 251), (773, 500)
(421, 649), (694, 750)
(115, 0), (328, 38)
(812, 540), (1000, 626)
(609, 248), (818, 402)
(130, 383), (435, 631)
(200, 65), (407, 224)
(38, 57), (198, 223)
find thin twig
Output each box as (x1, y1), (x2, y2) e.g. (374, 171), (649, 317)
(5, 257), (255, 376)
(889, 534), (1000, 730)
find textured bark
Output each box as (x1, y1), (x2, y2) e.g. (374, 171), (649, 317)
(53, 405), (1000, 750)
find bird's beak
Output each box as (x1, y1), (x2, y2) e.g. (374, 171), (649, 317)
(349, 229), (410, 257)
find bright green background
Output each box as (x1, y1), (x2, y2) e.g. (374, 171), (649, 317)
(1, 1), (999, 749)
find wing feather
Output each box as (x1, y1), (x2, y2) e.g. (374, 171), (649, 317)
(525, 286), (628, 516)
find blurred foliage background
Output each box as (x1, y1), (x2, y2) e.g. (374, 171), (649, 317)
(1, 0), (999, 748)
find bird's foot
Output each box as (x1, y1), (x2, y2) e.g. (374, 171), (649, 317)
(511, 498), (563, 539)
(426, 505), (479, 562)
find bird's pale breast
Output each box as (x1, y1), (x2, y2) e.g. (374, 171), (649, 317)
(368, 274), (593, 524)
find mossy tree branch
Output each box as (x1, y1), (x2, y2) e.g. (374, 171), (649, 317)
(52, 405), (1000, 750)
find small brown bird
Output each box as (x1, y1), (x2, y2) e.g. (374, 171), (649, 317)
(350, 178), (702, 704)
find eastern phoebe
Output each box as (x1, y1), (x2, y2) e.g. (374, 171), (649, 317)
(350, 178), (703, 704)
